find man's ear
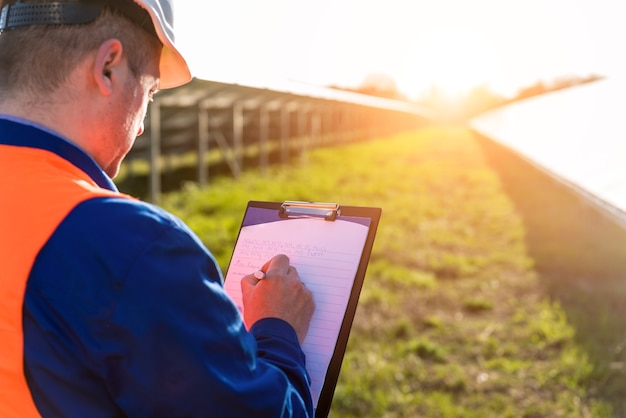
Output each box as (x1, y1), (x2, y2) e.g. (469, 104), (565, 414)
(93, 39), (125, 96)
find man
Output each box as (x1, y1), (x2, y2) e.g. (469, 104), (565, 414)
(0, 0), (315, 416)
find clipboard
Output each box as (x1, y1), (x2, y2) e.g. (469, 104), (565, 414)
(223, 200), (381, 417)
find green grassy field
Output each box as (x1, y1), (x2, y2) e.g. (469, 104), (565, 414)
(128, 126), (626, 417)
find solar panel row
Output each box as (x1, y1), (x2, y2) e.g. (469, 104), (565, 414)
(470, 77), (626, 229)
(129, 78), (432, 201)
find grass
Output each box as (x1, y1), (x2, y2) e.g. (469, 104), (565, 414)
(122, 125), (626, 417)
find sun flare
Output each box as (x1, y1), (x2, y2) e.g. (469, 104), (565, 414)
(404, 31), (497, 99)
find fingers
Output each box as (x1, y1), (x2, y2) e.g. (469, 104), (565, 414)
(241, 254), (295, 290)
(240, 254), (315, 343)
(257, 255), (300, 284)
(241, 273), (259, 289)
(264, 254), (290, 279)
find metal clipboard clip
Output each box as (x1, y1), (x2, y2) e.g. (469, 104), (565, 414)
(279, 201), (340, 221)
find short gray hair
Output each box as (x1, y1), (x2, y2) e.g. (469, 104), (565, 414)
(0, 1), (162, 98)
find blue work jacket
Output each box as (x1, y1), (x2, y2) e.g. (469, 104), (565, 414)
(0, 116), (313, 417)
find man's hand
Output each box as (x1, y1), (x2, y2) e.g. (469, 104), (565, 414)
(241, 254), (315, 344)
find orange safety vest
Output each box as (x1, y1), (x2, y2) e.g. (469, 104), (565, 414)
(0, 144), (128, 417)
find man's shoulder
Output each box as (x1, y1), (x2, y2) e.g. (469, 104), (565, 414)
(40, 195), (216, 284)
(62, 195), (202, 249)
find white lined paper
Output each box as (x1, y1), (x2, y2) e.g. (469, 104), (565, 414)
(223, 218), (369, 407)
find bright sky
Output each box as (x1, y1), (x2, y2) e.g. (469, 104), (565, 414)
(174, 0), (626, 100)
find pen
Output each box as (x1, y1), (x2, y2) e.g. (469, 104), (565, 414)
(254, 270), (265, 280)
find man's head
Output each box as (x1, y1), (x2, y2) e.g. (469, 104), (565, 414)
(0, 0), (191, 177)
